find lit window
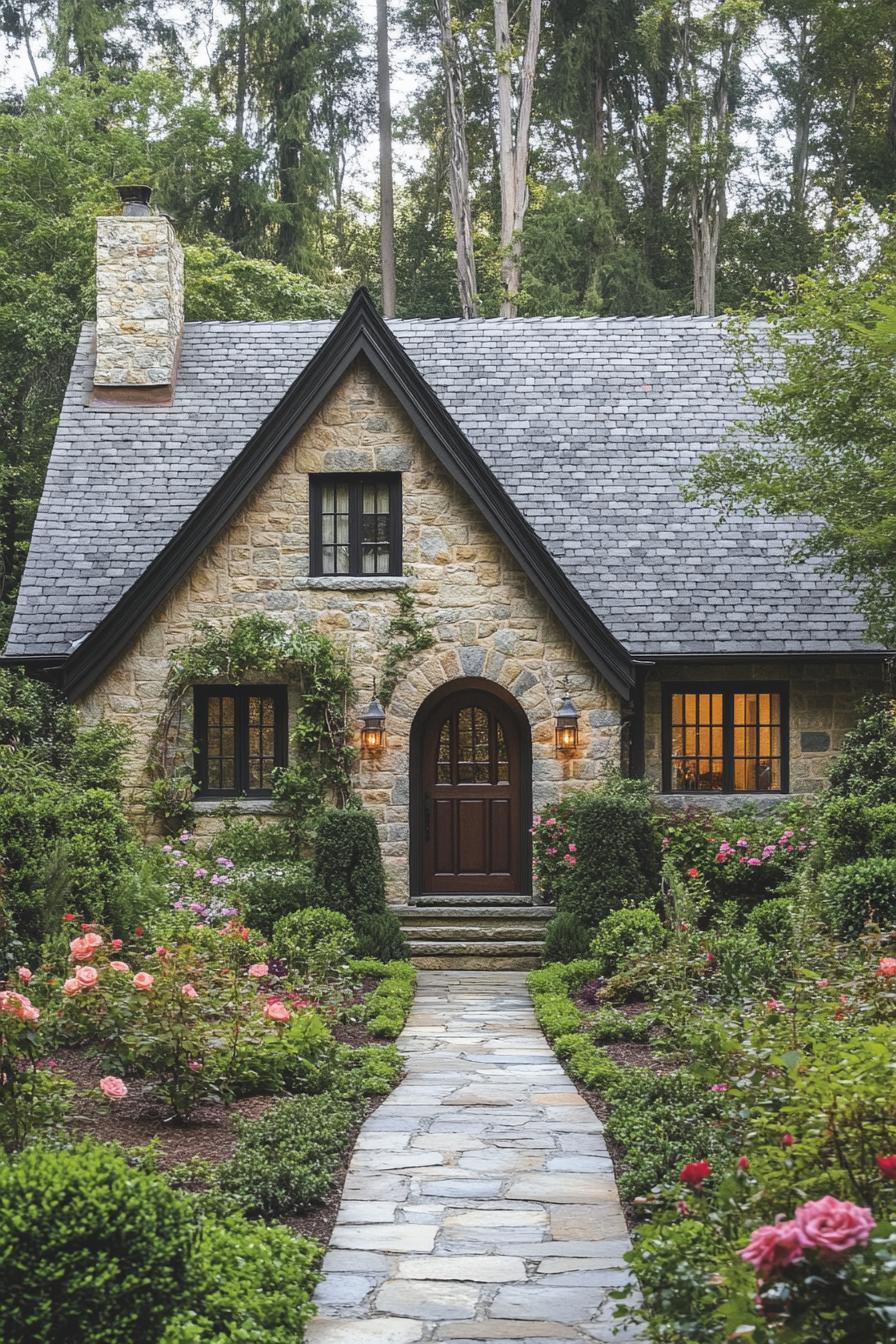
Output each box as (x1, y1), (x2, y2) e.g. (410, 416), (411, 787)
(664, 686), (787, 793)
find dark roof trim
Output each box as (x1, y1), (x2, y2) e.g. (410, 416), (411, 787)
(61, 288), (635, 701)
(642, 650), (892, 664)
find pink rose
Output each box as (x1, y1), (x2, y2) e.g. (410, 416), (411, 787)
(739, 1218), (806, 1280)
(99, 1075), (128, 1101)
(765, 999), (785, 1012)
(111, 939), (123, 951)
(188, 1060), (203, 1072)
(132, 972), (155, 991)
(794, 1196), (875, 1258)
(69, 932), (103, 962)
(63, 977), (80, 996)
(877, 958), (896, 978)
(263, 1000), (291, 1024)
(0, 991), (39, 1022)
(16, 967), (32, 984)
(75, 965), (98, 988)
(181, 983), (198, 1000)
(247, 963), (268, 979)
(109, 961), (130, 972)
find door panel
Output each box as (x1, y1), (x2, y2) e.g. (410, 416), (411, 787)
(421, 689), (524, 895)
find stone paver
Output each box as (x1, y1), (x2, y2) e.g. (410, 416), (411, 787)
(306, 972), (640, 1344)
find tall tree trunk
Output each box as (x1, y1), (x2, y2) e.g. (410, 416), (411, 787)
(790, 17), (813, 218)
(226, 0), (249, 246)
(889, 37), (896, 156)
(377, 0), (396, 317)
(493, 0), (542, 317)
(690, 183), (720, 315)
(435, 0), (479, 317)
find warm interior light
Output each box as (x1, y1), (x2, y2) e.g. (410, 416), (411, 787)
(554, 681), (580, 754)
(360, 689), (386, 753)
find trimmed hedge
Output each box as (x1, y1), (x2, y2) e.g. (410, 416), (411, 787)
(557, 792), (660, 926)
(821, 857), (896, 937)
(591, 906), (665, 975)
(0, 1139), (193, 1343)
(313, 808), (386, 917)
(351, 957), (417, 1039)
(543, 911), (593, 963)
(355, 910), (410, 961)
(821, 796), (896, 867)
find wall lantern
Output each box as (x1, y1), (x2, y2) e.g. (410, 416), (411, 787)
(360, 684), (387, 753)
(554, 678), (580, 754)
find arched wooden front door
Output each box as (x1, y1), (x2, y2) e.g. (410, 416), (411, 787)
(417, 683), (529, 897)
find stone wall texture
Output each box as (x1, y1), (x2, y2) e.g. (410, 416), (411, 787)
(78, 360), (622, 902)
(94, 214), (184, 387)
(643, 660), (886, 805)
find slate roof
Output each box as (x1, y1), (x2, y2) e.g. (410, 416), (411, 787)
(5, 314), (882, 662)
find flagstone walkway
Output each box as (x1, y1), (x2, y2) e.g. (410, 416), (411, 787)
(306, 970), (641, 1344)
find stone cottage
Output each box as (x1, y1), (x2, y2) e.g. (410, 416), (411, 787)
(3, 194), (890, 964)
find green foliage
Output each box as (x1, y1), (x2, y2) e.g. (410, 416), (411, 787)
(352, 957), (417, 1039)
(162, 1211), (321, 1344)
(65, 721), (131, 793)
(591, 906), (666, 975)
(217, 1092), (357, 1217)
(528, 959), (605, 998)
(153, 615), (356, 840)
(214, 817), (295, 865)
(828, 697), (896, 805)
(744, 896), (795, 948)
(240, 862), (316, 936)
(821, 858), (896, 937)
(531, 991), (583, 1042)
(821, 795), (896, 866)
(221, 1009), (335, 1099)
(0, 670), (77, 764)
(623, 1218), (726, 1344)
(312, 807), (387, 917)
(543, 911), (593, 963)
(0, 1138), (194, 1343)
(377, 587), (436, 706)
(334, 1041), (404, 1096)
(589, 1007), (656, 1044)
(271, 907), (357, 981)
(184, 238), (343, 321)
(553, 790), (660, 926)
(354, 910), (410, 962)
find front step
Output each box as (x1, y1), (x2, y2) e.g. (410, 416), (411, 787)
(413, 891), (537, 907)
(396, 901), (553, 970)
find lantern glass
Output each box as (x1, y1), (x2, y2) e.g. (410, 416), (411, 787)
(554, 686), (579, 754)
(362, 725), (384, 751)
(360, 692), (386, 752)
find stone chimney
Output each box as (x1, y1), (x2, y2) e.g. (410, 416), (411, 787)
(93, 186), (184, 398)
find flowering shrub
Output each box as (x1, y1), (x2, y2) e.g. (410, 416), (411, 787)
(660, 802), (817, 909)
(52, 921), (323, 1120)
(0, 980), (72, 1152)
(161, 833), (241, 925)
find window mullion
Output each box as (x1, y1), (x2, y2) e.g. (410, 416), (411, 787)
(722, 690), (734, 793)
(235, 689), (246, 795)
(350, 479), (362, 574)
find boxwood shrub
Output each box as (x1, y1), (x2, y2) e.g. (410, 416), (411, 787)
(313, 807), (387, 917)
(543, 911), (593, 963)
(556, 791), (660, 926)
(821, 857), (896, 937)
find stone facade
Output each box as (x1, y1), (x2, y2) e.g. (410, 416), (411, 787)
(94, 213), (184, 387)
(643, 660), (886, 806)
(78, 359), (622, 902)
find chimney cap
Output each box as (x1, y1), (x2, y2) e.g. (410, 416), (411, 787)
(116, 184), (153, 217)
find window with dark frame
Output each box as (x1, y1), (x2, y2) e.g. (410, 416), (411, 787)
(310, 474), (402, 577)
(663, 685), (788, 794)
(194, 685), (288, 797)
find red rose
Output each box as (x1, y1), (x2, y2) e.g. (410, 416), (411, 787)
(680, 1160), (712, 1188)
(63, 913), (76, 922)
(877, 1155), (896, 1180)
(704, 951), (715, 964)
(737, 1156), (750, 1171)
(782, 1133), (794, 1148)
(687, 867), (699, 878)
(134, 927), (144, 937)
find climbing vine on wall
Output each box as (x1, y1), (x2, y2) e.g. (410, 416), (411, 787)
(148, 614), (356, 838)
(378, 588), (436, 706)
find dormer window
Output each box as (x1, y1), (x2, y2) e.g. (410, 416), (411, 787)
(310, 474), (402, 577)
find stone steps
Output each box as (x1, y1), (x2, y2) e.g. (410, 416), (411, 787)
(397, 900), (553, 970)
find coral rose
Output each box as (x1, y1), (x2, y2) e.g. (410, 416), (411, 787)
(16, 967), (32, 984)
(247, 963), (268, 978)
(62, 977), (80, 996)
(0, 991), (39, 1022)
(111, 939), (123, 951)
(263, 1000), (291, 1024)
(877, 1155), (896, 1180)
(132, 972), (155, 991)
(740, 1218), (806, 1280)
(74, 965), (98, 988)
(99, 1075), (128, 1100)
(109, 961), (130, 972)
(680, 1160), (712, 1188)
(181, 984), (198, 1000)
(877, 957), (896, 978)
(794, 1196), (875, 1257)
(69, 932), (103, 962)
